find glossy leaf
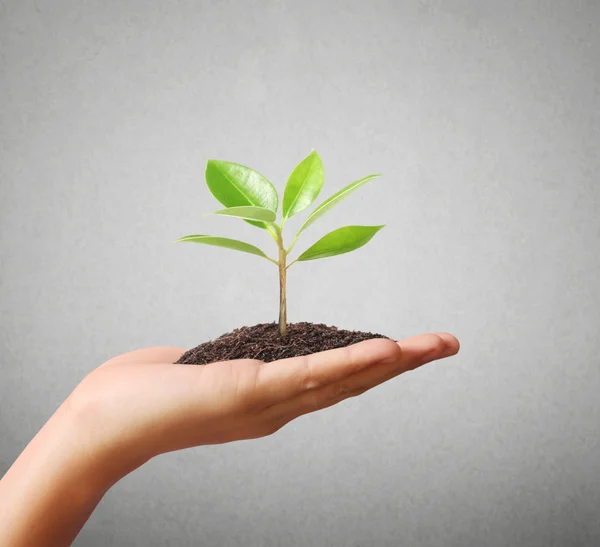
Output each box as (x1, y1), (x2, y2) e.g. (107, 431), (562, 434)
(210, 206), (276, 223)
(175, 235), (270, 259)
(205, 160), (278, 229)
(296, 225), (385, 262)
(297, 174), (381, 234)
(282, 150), (324, 220)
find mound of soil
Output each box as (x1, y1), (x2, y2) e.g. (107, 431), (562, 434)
(175, 322), (389, 365)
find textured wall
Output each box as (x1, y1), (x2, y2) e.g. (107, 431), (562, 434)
(1, 1), (599, 546)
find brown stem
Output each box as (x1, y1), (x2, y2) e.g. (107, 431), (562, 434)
(277, 235), (287, 336)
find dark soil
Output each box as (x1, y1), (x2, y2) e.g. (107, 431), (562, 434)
(175, 322), (389, 365)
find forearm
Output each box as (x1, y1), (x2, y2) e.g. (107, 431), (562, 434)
(0, 400), (141, 546)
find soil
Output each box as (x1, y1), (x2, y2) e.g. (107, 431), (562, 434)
(175, 322), (389, 365)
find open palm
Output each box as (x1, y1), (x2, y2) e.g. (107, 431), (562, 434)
(68, 333), (459, 469)
(0, 332), (459, 547)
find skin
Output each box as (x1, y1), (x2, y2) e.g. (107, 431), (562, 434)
(0, 332), (459, 546)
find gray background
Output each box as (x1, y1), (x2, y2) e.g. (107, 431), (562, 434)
(1, 1), (599, 545)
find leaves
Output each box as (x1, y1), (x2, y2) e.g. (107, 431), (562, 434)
(282, 150), (324, 220)
(210, 206), (276, 223)
(180, 155), (386, 270)
(297, 174), (381, 234)
(175, 235), (270, 260)
(205, 160), (279, 229)
(296, 225), (385, 262)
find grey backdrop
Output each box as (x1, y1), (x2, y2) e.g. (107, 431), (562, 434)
(1, 1), (599, 546)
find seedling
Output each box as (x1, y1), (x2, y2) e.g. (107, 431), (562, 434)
(176, 150), (384, 337)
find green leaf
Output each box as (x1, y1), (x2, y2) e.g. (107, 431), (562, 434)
(175, 234), (270, 260)
(297, 174), (381, 234)
(210, 206), (276, 223)
(205, 160), (278, 229)
(282, 149), (324, 220)
(296, 225), (385, 262)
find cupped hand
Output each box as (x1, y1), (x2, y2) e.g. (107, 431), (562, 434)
(67, 333), (459, 482)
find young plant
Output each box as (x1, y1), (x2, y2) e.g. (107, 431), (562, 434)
(176, 150), (384, 337)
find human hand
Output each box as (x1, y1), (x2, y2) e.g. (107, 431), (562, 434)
(67, 333), (460, 483)
(0, 332), (459, 546)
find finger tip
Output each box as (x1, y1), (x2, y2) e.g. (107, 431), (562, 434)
(381, 336), (404, 361)
(354, 337), (403, 365)
(434, 332), (460, 356)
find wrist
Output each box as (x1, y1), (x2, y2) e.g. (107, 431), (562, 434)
(0, 400), (137, 546)
(61, 391), (153, 490)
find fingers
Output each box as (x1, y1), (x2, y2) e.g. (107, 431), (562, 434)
(391, 332), (459, 369)
(99, 346), (187, 368)
(255, 337), (403, 407)
(257, 332), (459, 421)
(311, 332), (459, 411)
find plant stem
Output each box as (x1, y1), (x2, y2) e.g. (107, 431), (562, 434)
(276, 230), (287, 336)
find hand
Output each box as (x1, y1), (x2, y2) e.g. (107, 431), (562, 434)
(0, 332), (459, 547)
(68, 333), (460, 479)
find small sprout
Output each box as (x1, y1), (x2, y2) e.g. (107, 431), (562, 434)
(177, 150), (385, 336)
